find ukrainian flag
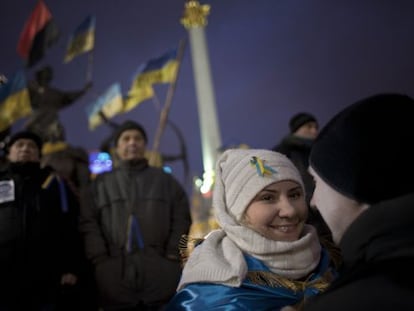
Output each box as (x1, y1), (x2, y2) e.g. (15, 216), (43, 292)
(124, 48), (178, 112)
(123, 84), (154, 113)
(0, 71), (31, 132)
(86, 83), (123, 130)
(64, 15), (96, 63)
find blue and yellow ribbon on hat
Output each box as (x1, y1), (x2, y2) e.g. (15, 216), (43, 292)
(250, 156), (277, 177)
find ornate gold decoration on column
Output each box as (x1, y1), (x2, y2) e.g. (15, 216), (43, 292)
(181, 0), (210, 29)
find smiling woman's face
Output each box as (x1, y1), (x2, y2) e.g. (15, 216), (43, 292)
(243, 180), (308, 241)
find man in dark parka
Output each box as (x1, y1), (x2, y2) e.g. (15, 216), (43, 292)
(302, 93), (414, 311)
(0, 131), (81, 310)
(79, 120), (192, 311)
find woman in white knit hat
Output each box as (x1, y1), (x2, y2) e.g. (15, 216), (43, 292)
(165, 149), (338, 311)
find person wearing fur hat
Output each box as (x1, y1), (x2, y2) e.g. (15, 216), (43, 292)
(79, 120), (192, 310)
(0, 131), (82, 310)
(165, 149), (338, 311)
(300, 93), (414, 311)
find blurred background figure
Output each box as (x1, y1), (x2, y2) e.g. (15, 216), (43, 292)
(272, 112), (318, 204)
(40, 122), (91, 198)
(272, 112), (334, 248)
(80, 120), (191, 311)
(0, 131), (81, 311)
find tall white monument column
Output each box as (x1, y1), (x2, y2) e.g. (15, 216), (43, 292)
(181, 0), (222, 193)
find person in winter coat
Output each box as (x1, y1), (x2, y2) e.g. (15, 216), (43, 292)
(0, 131), (81, 311)
(302, 93), (414, 311)
(272, 112), (333, 249)
(272, 112), (318, 205)
(79, 120), (192, 311)
(166, 149), (338, 311)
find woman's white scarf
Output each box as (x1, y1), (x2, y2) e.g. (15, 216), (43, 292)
(177, 224), (321, 290)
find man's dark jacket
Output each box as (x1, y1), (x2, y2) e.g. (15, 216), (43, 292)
(79, 159), (191, 309)
(0, 162), (81, 308)
(305, 193), (414, 311)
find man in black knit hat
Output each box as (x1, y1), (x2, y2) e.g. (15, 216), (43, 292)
(79, 120), (191, 311)
(272, 112), (319, 204)
(272, 112), (335, 250)
(300, 93), (414, 311)
(0, 130), (82, 310)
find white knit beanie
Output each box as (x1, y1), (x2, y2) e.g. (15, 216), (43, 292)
(213, 149), (305, 224)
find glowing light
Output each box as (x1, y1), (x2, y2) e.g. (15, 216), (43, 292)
(163, 166), (172, 174)
(194, 177), (203, 188)
(89, 151), (112, 174)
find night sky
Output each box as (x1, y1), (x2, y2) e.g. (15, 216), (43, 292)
(2, 0), (414, 193)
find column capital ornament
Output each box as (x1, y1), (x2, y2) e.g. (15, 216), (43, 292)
(181, 1), (210, 29)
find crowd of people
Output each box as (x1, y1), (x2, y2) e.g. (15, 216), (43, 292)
(0, 91), (413, 310)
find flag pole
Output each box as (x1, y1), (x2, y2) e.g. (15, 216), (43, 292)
(151, 92), (162, 111)
(86, 49), (94, 83)
(149, 38), (187, 166)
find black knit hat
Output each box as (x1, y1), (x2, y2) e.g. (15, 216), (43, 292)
(289, 112), (317, 133)
(114, 120), (147, 146)
(6, 131), (43, 154)
(309, 93), (414, 204)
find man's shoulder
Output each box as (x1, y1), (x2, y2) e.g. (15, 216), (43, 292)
(305, 273), (410, 311)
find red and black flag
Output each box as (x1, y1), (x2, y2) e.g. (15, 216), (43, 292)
(17, 0), (59, 68)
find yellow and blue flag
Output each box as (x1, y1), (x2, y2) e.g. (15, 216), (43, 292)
(133, 48), (178, 85)
(124, 48), (178, 112)
(86, 83), (123, 130)
(0, 71), (32, 132)
(64, 15), (96, 63)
